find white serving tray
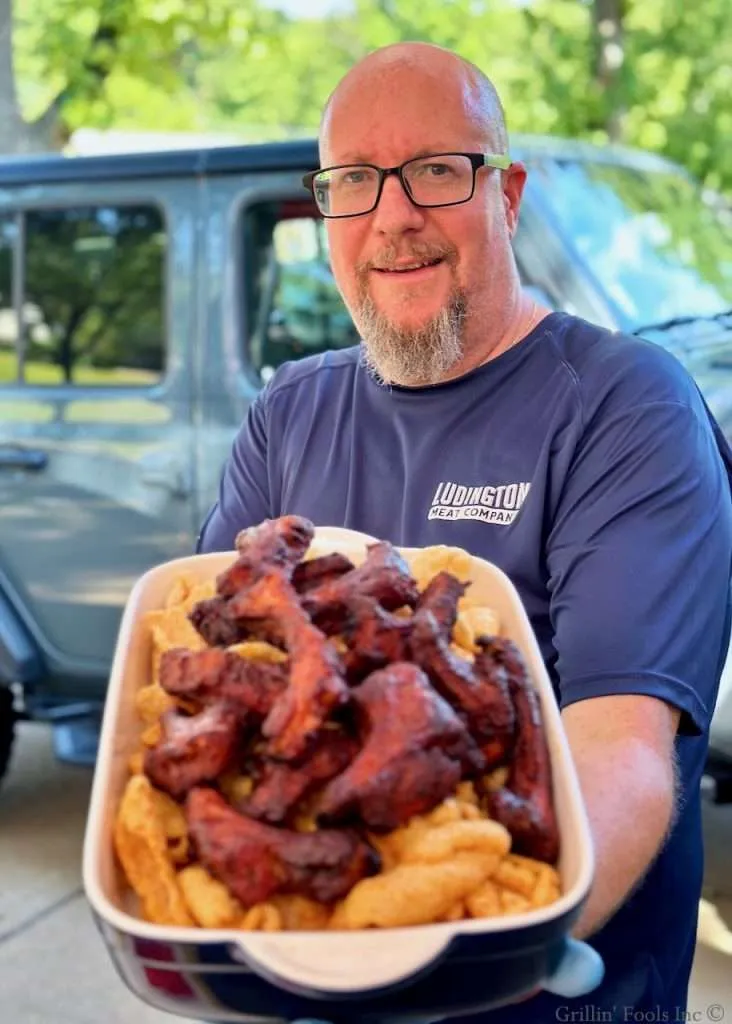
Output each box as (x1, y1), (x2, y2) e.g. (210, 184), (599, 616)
(83, 526), (595, 997)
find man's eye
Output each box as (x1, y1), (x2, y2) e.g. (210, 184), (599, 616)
(422, 163), (452, 177)
(340, 169), (374, 186)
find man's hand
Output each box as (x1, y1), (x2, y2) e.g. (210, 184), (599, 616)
(561, 693), (681, 940)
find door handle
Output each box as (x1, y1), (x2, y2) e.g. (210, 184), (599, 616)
(0, 445), (48, 471)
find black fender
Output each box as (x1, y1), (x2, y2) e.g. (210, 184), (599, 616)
(0, 587), (43, 686)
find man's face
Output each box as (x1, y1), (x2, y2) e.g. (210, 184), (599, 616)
(319, 66), (524, 385)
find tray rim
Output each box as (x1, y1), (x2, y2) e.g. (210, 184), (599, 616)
(82, 526), (595, 994)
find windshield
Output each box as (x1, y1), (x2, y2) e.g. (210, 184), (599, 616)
(530, 157), (732, 329)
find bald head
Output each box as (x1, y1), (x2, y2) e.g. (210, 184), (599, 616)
(316, 41), (527, 387)
(320, 42), (508, 158)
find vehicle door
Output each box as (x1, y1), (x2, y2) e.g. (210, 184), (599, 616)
(0, 176), (199, 701)
(195, 166), (361, 522)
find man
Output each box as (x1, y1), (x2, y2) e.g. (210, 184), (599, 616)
(198, 41), (732, 1022)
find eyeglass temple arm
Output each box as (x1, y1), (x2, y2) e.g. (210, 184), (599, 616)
(483, 153), (512, 170)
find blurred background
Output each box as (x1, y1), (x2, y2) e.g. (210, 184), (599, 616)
(3, 0), (730, 200)
(1, 2), (731, 1023)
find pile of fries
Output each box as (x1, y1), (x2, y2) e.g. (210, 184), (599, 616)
(114, 540), (562, 931)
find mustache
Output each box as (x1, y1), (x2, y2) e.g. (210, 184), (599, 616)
(357, 243), (457, 273)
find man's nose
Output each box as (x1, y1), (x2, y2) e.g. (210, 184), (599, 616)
(371, 172), (425, 234)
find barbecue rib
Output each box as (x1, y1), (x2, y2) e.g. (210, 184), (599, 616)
(480, 638), (560, 864)
(414, 571), (468, 630)
(144, 703), (240, 799)
(340, 597), (412, 681)
(316, 662), (485, 831)
(220, 515), (315, 598)
(189, 516), (316, 648)
(227, 571), (349, 761)
(158, 646), (287, 722)
(241, 729), (358, 825)
(336, 571), (468, 681)
(409, 609), (516, 769)
(292, 553), (355, 594)
(170, 515), (560, 868)
(188, 596), (243, 648)
(186, 787), (379, 906)
(302, 541), (419, 634)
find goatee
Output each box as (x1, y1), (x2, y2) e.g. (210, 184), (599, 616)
(355, 290), (468, 387)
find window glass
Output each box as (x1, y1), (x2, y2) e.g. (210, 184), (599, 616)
(23, 205), (166, 386)
(512, 215), (561, 312)
(529, 158), (732, 328)
(245, 201), (359, 381)
(0, 216), (17, 384)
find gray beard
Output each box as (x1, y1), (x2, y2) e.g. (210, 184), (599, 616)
(354, 291), (468, 387)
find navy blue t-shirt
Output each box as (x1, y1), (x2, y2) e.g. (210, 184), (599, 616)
(198, 312), (732, 1021)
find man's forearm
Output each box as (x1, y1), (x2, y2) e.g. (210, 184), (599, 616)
(568, 736), (677, 940)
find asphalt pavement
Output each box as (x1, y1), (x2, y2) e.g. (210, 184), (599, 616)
(1, 722), (731, 1024)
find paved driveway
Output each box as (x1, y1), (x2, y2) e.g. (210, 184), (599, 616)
(2, 723), (731, 1024)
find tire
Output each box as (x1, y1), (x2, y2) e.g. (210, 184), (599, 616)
(0, 685), (16, 784)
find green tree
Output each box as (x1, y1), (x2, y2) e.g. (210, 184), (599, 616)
(4, 0), (268, 153)
(622, 0), (732, 194)
(488, 0), (732, 196)
(23, 205), (166, 383)
(4, 0), (732, 200)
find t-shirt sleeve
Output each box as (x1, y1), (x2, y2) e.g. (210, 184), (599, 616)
(547, 397), (732, 736)
(196, 394), (272, 553)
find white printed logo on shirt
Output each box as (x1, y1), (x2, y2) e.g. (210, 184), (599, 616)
(428, 480), (531, 525)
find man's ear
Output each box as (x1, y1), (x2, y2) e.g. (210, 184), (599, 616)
(502, 161), (527, 238)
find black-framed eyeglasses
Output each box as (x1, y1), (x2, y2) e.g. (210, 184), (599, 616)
(302, 151), (511, 219)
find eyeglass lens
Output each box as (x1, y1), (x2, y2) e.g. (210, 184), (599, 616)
(313, 154), (476, 216)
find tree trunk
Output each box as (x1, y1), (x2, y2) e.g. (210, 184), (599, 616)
(592, 0), (626, 142)
(0, 0), (63, 153)
(0, 0), (123, 155)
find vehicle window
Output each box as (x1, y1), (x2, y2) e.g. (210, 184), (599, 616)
(0, 216), (17, 384)
(512, 214), (561, 312)
(529, 158), (732, 328)
(1, 204), (166, 387)
(244, 201), (359, 381)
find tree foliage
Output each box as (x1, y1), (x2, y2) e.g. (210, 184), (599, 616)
(4, 0), (732, 196)
(23, 204), (165, 383)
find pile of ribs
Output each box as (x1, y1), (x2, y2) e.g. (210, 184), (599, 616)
(143, 515), (560, 909)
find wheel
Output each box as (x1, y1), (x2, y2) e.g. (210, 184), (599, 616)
(0, 685), (16, 784)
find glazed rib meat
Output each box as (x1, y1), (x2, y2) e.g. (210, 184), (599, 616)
(409, 609), (516, 769)
(227, 571), (349, 761)
(186, 787), (379, 906)
(217, 515), (315, 599)
(144, 703), (240, 799)
(480, 638), (560, 864)
(316, 662), (485, 831)
(292, 553), (355, 594)
(340, 596), (412, 681)
(189, 517), (316, 648)
(241, 729), (358, 825)
(338, 572), (467, 681)
(302, 541), (419, 634)
(414, 571), (468, 630)
(158, 647), (287, 722)
(164, 513), (559, 866)
(188, 596), (244, 648)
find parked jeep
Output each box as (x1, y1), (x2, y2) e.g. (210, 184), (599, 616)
(0, 135), (731, 793)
